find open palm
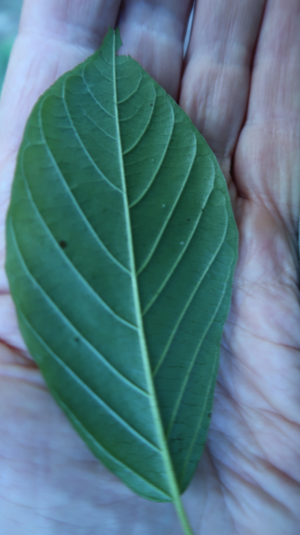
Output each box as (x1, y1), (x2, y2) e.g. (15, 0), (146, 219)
(0, 1), (300, 534)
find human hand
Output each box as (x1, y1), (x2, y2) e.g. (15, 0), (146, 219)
(0, 1), (299, 534)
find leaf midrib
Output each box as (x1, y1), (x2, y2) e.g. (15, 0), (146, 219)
(111, 32), (182, 501)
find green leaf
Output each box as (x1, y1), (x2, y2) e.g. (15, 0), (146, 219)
(5, 28), (238, 534)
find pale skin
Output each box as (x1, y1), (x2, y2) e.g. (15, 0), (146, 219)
(0, 0), (299, 533)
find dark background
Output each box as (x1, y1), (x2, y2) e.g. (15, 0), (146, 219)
(0, 0), (23, 93)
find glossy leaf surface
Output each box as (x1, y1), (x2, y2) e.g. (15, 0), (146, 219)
(6, 29), (238, 506)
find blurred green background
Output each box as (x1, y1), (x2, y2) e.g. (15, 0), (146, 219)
(0, 0), (23, 94)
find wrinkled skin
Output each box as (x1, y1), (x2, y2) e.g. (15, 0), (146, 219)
(0, 1), (300, 534)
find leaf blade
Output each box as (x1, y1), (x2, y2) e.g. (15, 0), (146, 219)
(6, 27), (238, 528)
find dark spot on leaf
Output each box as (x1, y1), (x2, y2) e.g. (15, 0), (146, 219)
(59, 240), (67, 249)
(187, 219), (190, 221)
(74, 337), (80, 343)
(208, 413), (212, 418)
(150, 103), (153, 106)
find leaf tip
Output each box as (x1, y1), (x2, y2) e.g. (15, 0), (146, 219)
(102, 26), (123, 54)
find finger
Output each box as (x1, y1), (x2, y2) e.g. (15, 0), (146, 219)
(117, 0), (194, 100)
(0, 0), (122, 157)
(0, 296), (28, 355)
(20, 0), (122, 50)
(180, 0), (265, 174)
(234, 0), (300, 229)
(0, 0), (122, 293)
